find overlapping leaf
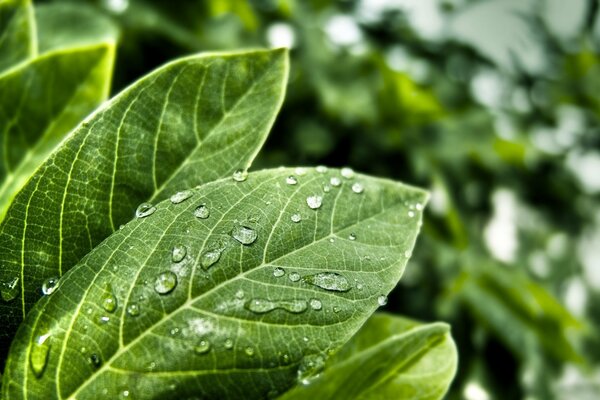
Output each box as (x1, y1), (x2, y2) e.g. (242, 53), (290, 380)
(0, 48), (288, 349)
(2, 168), (427, 399)
(0, 0), (35, 72)
(279, 313), (457, 400)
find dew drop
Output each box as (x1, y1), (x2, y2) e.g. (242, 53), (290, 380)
(200, 248), (224, 270)
(351, 182), (364, 194)
(304, 272), (351, 292)
(330, 177), (342, 187)
(224, 338), (234, 349)
(194, 339), (211, 355)
(154, 271), (177, 295)
(415, 203), (424, 211)
(101, 285), (118, 313)
(273, 267), (285, 277)
(377, 295), (388, 306)
(41, 277), (60, 295)
(30, 332), (51, 378)
(171, 245), (187, 263)
(348, 233), (357, 241)
(99, 316), (110, 324)
(245, 346), (255, 357)
(194, 204), (210, 219)
(323, 184), (331, 193)
(0, 276), (19, 302)
(316, 165), (328, 173)
(333, 306), (341, 313)
(235, 289), (245, 299)
(356, 283), (364, 290)
(136, 202), (156, 218)
(329, 238), (335, 243)
(232, 224), (258, 245)
(245, 298), (307, 314)
(289, 272), (301, 282)
(404, 250), (412, 258)
(309, 298), (322, 311)
(286, 176), (298, 185)
(408, 211), (415, 218)
(290, 213), (302, 223)
(341, 167), (354, 179)
(298, 354), (326, 385)
(170, 190), (193, 204)
(295, 167), (307, 176)
(306, 195), (323, 210)
(126, 303), (140, 317)
(89, 353), (102, 368)
(232, 169), (248, 182)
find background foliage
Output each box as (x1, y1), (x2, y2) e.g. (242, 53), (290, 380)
(19, 0), (600, 398)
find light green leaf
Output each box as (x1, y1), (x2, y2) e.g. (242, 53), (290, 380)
(279, 313), (457, 400)
(0, 49), (288, 350)
(2, 168), (427, 400)
(0, 0), (36, 72)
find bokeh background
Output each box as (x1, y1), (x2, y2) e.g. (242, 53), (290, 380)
(37, 0), (600, 398)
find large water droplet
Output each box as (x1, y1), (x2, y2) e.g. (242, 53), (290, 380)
(232, 169), (248, 182)
(316, 166), (328, 173)
(377, 295), (388, 306)
(42, 277), (59, 295)
(273, 267), (285, 277)
(303, 272), (351, 292)
(136, 202), (156, 218)
(1, 276), (19, 302)
(200, 248), (223, 270)
(171, 245), (187, 263)
(126, 303), (140, 317)
(154, 271), (177, 295)
(170, 190), (193, 204)
(194, 339), (211, 355)
(341, 167), (354, 179)
(286, 176), (298, 185)
(232, 224), (257, 245)
(330, 177), (342, 187)
(309, 298), (322, 311)
(194, 204), (210, 219)
(30, 332), (51, 378)
(306, 195), (323, 210)
(290, 213), (302, 223)
(245, 298), (307, 314)
(101, 285), (118, 313)
(351, 182), (364, 194)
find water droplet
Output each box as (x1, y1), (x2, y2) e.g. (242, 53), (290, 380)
(126, 303), (140, 317)
(351, 182), (364, 194)
(356, 283), (364, 290)
(286, 176), (298, 185)
(289, 272), (301, 282)
(330, 177), (342, 187)
(329, 238), (335, 243)
(306, 195), (323, 210)
(295, 167), (307, 176)
(89, 353), (101, 368)
(415, 203), (424, 211)
(245, 298), (307, 314)
(224, 338), (234, 349)
(408, 211), (415, 218)
(30, 332), (51, 378)
(341, 167), (354, 179)
(101, 285), (118, 313)
(303, 272), (351, 292)
(99, 316), (110, 324)
(273, 267), (285, 277)
(121, 390), (130, 398)
(404, 250), (412, 258)
(170, 190), (193, 204)
(348, 233), (356, 241)
(298, 354), (326, 385)
(309, 298), (322, 311)
(136, 202), (156, 218)
(170, 327), (180, 336)
(280, 352), (291, 364)
(1, 276), (19, 302)
(235, 289), (245, 299)
(290, 213), (302, 223)
(333, 306), (341, 313)
(154, 271), (177, 295)
(316, 165), (328, 173)
(171, 245), (187, 263)
(194, 339), (211, 355)
(194, 204), (210, 219)
(232, 169), (248, 182)
(200, 248), (224, 270)
(377, 295), (388, 306)
(323, 184), (331, 193)
(41, 277), (59, 295)
(232, 224), (258, 245)
(245, 346), (255, 357)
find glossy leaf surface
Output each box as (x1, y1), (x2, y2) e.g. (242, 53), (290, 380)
(0, 0), (35, 72)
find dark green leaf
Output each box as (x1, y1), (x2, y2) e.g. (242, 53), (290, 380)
(0, 0), (35, 72)
(2, 167), (427, 399)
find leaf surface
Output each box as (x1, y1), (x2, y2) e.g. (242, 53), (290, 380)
(2, 168), (427, 400)
(0, 0), (35, 72)
(0, 49), (288, 350)
(279, 313), (457, 400)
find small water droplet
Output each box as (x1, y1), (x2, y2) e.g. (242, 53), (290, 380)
(290, 213), (302, 223)
(273, 267), (285, 277)
(194, 204), (210, 219)
(280, 352), (291, 364)
(224, 338), (234, 349)
(200, 248), (224, 270)
(41, 277), (59, 295)
(309, 298), (322, 310)
(289, 272), (301, 282)
(351, 182), (364, 194)
(330, 177), (342, 187)
(232, 169), (248, 182)
(136, 202), (156, 218)
(154, 271), (177, 295)
(408, 211), (415, 218)
(323, 184), (331, 193)
(295, 167), (307, 176)
(170, 327), (180, 336)
(99, 316), (110, 324)
(333, 306), (341, 313)
(232, 224), (258, 245)
(101, 285), (118, 313)
(316, 165), (328, 173)
(356, 283), (364, 290)
(235, 289), (245, 299)
(171, 245), (187, 263)
(404, 250), (412, 258)
(121, 390), (130, 398)
(126, 303), (140, 317)
(298, 354), (326, 385)
(341, 167), (354, 179)
(245, 346), (255, 356)
(194, 339), (211, 355)
(415, 203), (424, 211)
(245, 298), (307, 314)
(1, 276), (19, 302)
(303, 336), (309, 342)
(329, 238), (335, 243)
(304, 272), (351, 292)
(377, 295), (388, 306)
(286, 176), (298, 185)
(306, 195), (323, 210)
(30, 333), (51, 378)
(89, 353), (101, 368)
(348, 233), (356, 241)
(170, 190), (193, 204)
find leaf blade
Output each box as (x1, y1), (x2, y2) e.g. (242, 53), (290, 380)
(0, 0), (36, 73)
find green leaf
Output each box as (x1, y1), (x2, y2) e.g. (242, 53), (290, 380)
(0, 49), (288, 350)
(0, 0), (36, 72)
(279, 313), (457, 400)
(2, 168), (427, 400)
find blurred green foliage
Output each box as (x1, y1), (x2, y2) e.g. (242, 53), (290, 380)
(38, 0), (600, 398)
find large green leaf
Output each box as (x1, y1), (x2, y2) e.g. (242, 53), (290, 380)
(279, 313), (457, 400)
(0, 0), (35, 72)
(2, 168), (427, 399)
(0, 49), (288, 351)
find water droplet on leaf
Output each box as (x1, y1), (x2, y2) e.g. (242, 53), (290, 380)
(309, 298), (322, 310)
(232, 169), (248, 182)
(273, 267), (285, 277)
(171, 245), (187, 263)
(245, 346), (255, 357)
(377, 295), (388, 306)
(30, 332), (51, 378)
(136, 202), (156, 218)
(306, 195), (323, 210)
(323, 184), (331, 193)
(246, 298), (307, 314)
(330, 177), (341, 187)
(154, 271), (177, 295)
(291, 213), (302, 223)
(101, 285), (118, 313)
(127, 303), (140, 317)
(42, 277), (59, 295)
(289, 272), (301, 282)
(235, 289), (245, 299)
(170, 190), (193, 204)
(200, 247), (224, 270)
(304, 272), (351, 292)
(194, 204), (210, 219)
(1, 276), (19, 302)
(224, 338), (234, 349)
(295, 167), (307, 176)
(341, 167), (354, 179)
(194, 340), (211, 355)
(348, 233), (356, 241)
(316, 165), (328, 173)
(232, 224), (258, 245)
(286, 176), (298, 185)
(89, 353), (101, 368)
(351, 182), (364, 194)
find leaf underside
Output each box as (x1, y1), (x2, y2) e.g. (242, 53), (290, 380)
(2, 167), (427, 400)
